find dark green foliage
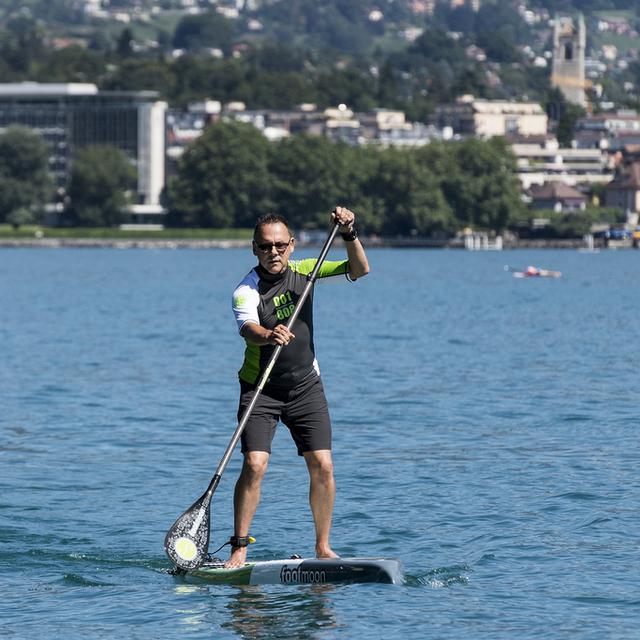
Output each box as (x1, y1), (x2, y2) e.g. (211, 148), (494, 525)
(527, 0), (636, 12)
(409, 29), (467, 66)
(0, 0), (635, 113)
(368, 146), (453, 235)
(0, 16), (46, 77)
(247, 42), (307, 74)
(268, 135), (362, 228)
(315, 69), (377, 111)
(173, 11), (235, 55)
(258, 0), (374, 53)
(0, 126), (52, 224)
(500, 66), (549, 101)
(545, 88), (586, 146)
(392, 28), (493, 105)
(246, 72), (316, 110)
(65, 145), (137, 226)
(102, 59), (176, 95)
(0, 1), (557, 113)
(117, 28), (134, 58)
(0, 1), (79, 23)
(34, 46), (106, 84)
(438, 137), (526, 231)
(447, 5), (477, 33)
(476, 31), (520, 64)
(165, 122), (526, 235)
(475, 2), (530, 42)
(6, 207), (35, 229)
(166, 121), (272, 228)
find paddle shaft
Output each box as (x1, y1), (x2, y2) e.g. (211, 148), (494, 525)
(204, 222), (341, 499)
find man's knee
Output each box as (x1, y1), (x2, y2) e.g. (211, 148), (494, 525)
(305, 451), (334, 481)
(241, 452), (269, 483)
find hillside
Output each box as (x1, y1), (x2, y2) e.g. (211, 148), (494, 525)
(0, 1), (639, 114)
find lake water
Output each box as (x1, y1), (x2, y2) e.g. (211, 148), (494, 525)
(1, 247), (639, 639)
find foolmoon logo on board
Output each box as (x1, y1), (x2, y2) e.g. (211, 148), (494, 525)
(280, 565), (327, 584)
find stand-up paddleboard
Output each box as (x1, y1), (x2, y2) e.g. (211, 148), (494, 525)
(184, 557), (404, 585)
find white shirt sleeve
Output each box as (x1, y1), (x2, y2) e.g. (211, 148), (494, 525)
(232, 274), (260, 333)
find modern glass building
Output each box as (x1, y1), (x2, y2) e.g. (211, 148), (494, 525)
(0, 83), (166, 222)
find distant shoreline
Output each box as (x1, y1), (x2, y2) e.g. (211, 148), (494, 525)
(0, 236), (596, 249)
(0, 237), (251, 249)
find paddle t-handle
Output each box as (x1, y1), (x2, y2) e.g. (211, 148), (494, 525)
(164, 221), (341, 570)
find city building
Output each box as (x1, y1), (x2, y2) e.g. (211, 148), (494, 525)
(0, 83), (166, 223)
(528, 181), (587, 212)
(359, 109), (440, 147)
(574, 111), (640, 151)
(605, 161), (640, 214)
(322, 105), (361, 145)
(551, 14), (588, 107)
(511, 139), (614, 190)
(435, 98), (548, 138)
(450, 0), (480, 10)
(167, 101), (442, 156)
(410, 1), (436, 16)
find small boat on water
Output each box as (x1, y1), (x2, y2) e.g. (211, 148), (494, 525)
(507, 265), (562, 278)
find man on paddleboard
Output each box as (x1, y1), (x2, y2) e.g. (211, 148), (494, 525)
(227, 207), (369, 567)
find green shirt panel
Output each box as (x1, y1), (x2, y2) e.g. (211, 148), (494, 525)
(238, 342), (261, 386)
(289, 259), (349, 278)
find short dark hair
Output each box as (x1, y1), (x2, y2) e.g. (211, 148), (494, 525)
(253, 214), (291, 240)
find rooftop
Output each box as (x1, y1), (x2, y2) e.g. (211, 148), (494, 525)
(606, 161), (640, 189)
(0, 83), (159, 100)
(0, 82), (98, 96)
(529, 181), (587, 200)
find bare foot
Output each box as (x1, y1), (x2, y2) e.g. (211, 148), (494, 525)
(316, 544), (339, 559)
(224, 546), (248, 568)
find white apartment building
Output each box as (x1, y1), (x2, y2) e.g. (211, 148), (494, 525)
(435, 98), (548, 138)
(574, 111), (640, 151)
(512, 139), (614, 189)
(0, 83), (167, 221)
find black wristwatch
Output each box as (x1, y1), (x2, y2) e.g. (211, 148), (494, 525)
(340, 227), (358, 242)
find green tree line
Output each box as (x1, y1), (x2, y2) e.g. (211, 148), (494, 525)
(0, 122), (617, 237)
(166, 121), (524, 235)
(0, 125), (136, 227)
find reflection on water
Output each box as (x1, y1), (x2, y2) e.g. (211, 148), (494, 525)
(220, 585), (340, 639)
(173, 584), (210, 628)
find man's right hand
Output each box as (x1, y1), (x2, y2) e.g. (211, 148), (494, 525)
(268, 324), (295, 346)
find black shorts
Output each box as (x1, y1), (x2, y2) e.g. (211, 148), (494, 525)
(238, 374), (332, 456)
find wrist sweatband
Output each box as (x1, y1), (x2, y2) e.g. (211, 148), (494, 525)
(340, 227), (358, 241)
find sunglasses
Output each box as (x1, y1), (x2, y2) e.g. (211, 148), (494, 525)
(254, 239), (293, 254)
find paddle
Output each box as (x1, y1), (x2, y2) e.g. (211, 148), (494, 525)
(164, 221), (342, 570)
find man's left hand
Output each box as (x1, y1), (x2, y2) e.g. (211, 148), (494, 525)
(332, 206), (355, 232)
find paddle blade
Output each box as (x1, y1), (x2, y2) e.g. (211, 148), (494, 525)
(164, 490), (212, 570)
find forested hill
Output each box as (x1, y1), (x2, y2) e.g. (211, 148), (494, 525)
(4, 1), (640, 57)
(4, 1), (639, 46)
(1, 1), (639, 115)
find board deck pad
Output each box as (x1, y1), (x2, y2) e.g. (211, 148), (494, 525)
(187, 557), (404, 585)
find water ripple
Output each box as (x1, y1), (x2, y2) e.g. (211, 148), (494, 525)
(2, 248), (640, 639)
